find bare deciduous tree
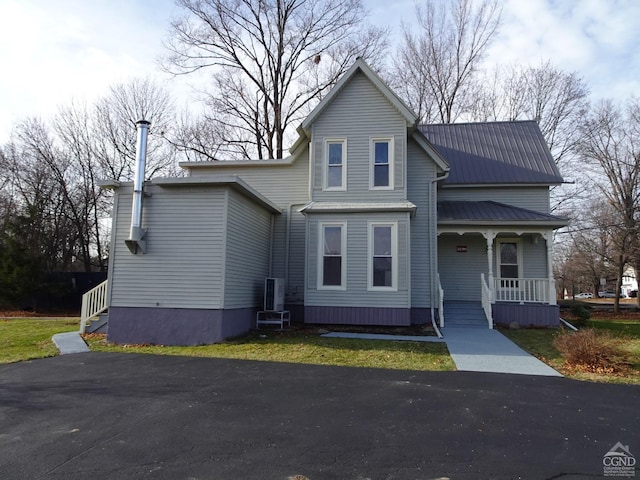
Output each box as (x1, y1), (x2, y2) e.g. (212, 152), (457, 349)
(392, 0), (501, 124)
(162, 0), (389, 159)
(579, 98), (640, 310)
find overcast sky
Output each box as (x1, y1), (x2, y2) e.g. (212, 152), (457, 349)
(0, 0), (639, 144)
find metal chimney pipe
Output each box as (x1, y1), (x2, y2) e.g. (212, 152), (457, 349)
(125, 120), (150, 254)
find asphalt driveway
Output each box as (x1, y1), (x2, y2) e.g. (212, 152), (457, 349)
(0, 352), (638, 479)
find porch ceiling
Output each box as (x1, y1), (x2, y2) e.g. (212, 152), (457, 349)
(437, 201), (568, 228)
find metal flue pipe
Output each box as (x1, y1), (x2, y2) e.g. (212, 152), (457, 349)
(125, 119), (150, 254)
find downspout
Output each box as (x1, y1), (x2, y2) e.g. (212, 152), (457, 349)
(429, 170), (449, 329)
(268, 214), (275, 277)
(125, 120), (151, 254)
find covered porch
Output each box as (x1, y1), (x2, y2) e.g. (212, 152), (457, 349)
(437, 201), (569, 328)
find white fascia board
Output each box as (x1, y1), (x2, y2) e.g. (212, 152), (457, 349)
(153, 175), (281, 214)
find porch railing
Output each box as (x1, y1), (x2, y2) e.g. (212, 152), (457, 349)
(80, 280), (109, 334)
(437, 274), (444, 328)
(493, 277), (550, 303)
(480, 274), (493, 329)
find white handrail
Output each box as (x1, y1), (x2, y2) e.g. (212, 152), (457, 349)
(494, 277), (550, 303)
(481, 273), (494, 329)
(437, 274), (444, 328)
(80, 280), (109, 333)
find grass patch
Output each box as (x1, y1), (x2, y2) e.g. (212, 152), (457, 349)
(84, 327), (455, 372)
(502, 318), (640, 384)
(0, 317), (79, 364)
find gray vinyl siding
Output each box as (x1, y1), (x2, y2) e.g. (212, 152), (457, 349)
(438, 186), (551, 212)
(110, 185), (226, 309)
(185, 151), (309, 303)
(522, 235), (548, 278)
(407, 139), (437, 308)
(223, 189), (273, 309)
(311, 71), (407, 202)
(305, 212), (410, 308)
(438, 234), (488, 302)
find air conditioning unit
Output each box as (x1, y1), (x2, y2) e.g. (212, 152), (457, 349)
(264, 277), (285, 311)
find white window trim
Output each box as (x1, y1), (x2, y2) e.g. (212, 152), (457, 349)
(323, 138), (347, 191)
(318, 221), (347, 290)
(367, 222), (398, 291)
(496, 238), (523, 279)
(369, 137), (394, 190)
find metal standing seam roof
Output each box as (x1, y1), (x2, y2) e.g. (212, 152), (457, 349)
(438, 201), (568, 226)
(419, 121), (564, 185)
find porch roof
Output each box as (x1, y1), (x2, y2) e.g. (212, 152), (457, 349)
(437, 201), (568, 228)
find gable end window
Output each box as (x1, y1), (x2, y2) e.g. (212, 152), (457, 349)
(324, 139), (346, 191)
(368, 222), (397, 290)
(370, 138), (394, 189)
(318, 222), (346, 289)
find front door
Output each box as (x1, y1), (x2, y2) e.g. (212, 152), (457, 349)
(496, 239), (522, 300)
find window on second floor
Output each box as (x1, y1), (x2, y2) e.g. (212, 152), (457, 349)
(370, 138), (393, 189)
(324, 139), (346, 191)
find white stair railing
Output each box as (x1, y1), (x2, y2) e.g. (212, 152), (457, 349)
(481, 273), (494, 329)
(437, 274), (444, 328)
(80, 280), (109, 333)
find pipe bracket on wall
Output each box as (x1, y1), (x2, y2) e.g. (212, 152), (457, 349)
(125, 226), (147, 254)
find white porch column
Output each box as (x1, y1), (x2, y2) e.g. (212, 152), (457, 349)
(482, 229), (496, 301)
(541, 230), (556, 305)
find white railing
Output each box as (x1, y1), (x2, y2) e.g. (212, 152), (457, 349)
(80, 280), (109, 333)
(493, 277), (549, 303)
(480, 273), (493, 329)
(437, 274), (444, 328)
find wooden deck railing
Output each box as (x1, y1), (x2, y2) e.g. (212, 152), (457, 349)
(80, 280), (108, 333)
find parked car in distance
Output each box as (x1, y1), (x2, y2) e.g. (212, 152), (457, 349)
(574, 292), (593, 299)
(598, 291), (617, 298)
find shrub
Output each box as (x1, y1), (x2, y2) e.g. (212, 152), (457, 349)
(553, 329), (630, 375)
(563, 301), (591, 327)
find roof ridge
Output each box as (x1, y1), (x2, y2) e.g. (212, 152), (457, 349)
(419, 119), (538, 128)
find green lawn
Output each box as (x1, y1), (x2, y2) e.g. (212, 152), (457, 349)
(0, 317), (454, 372)
(0, 317), (79, 364)
(502, 318), (640, 385)
(84, 328), (455, 372)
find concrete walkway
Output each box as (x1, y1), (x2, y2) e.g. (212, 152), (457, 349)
(321, 331), (444, 342)
(443, 327), (562, 376)
(52, 332), (90, 354)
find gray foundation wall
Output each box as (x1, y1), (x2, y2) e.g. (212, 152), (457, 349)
(305, 306), (411, 326)
(107, 306), (255, 346)
(492, 303), (560, 327)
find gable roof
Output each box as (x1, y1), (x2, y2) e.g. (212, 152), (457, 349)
(438, 200), (568, 228)
(300, 58), (417, 132)
(419, 121), (563, 186)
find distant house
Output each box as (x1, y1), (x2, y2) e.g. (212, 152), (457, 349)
(92, 58), (568, 345)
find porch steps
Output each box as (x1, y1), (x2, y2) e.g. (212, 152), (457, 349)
(443, 302), (488, 329)
(85, 312), (108, 334)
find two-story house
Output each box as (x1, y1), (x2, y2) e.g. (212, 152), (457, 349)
(88, 58), (567, 346)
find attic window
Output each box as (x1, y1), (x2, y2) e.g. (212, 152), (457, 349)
(324, 139), (346, 191)
(370, 137), (393, 189)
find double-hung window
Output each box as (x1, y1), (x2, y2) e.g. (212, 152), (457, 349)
(369, 222), (397, 290)
(370, 138), (393, 189)
(319, 223), (346, 289)
(324, 139), (346, 190)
